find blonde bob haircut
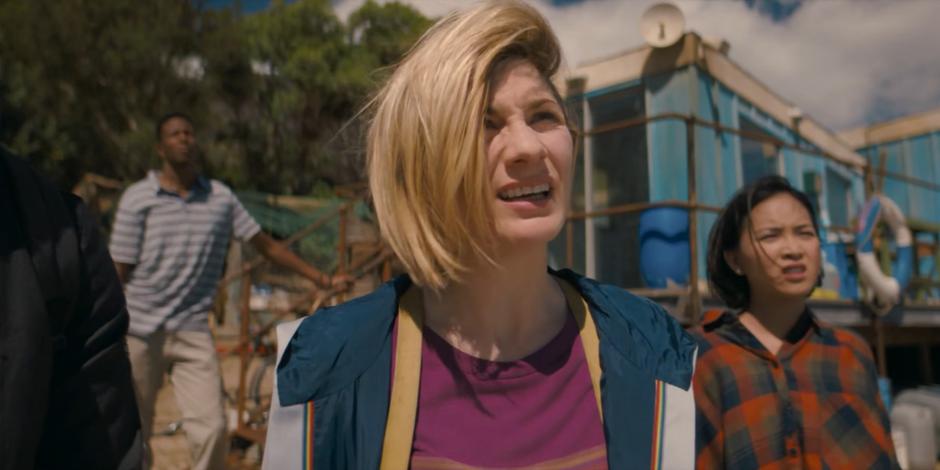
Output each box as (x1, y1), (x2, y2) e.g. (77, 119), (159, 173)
(367, 0), (565, 290)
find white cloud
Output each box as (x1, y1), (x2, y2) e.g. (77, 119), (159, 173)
(332, 0), (940, 130)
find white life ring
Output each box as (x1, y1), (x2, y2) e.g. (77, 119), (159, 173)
(855, 194), (913, 315)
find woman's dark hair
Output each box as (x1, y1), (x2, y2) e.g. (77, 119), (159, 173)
(707, 175), (820, 309)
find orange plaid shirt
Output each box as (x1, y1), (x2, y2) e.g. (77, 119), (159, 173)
(690, 309), (897, 469)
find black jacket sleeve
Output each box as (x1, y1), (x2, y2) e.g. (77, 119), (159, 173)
(0, 150), (142, 469)
(0, 154), (54, 469)
(34, 194), (144, 470)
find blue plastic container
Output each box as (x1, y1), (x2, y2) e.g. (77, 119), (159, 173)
(639, 207), (690, 288)
(822, 239), (859, 300)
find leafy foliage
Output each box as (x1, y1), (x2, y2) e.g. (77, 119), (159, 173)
(0, 0), (431, 193)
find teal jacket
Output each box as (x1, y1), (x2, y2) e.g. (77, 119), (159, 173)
(268, 269), (697, 469)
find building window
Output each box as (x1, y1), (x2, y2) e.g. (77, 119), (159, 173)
(586, 86), (647, 287)
(826, 167), (851, 228)
(549, 93), (586, 273)
(740, 117), (778, 184)
(802, 171), (822, 219)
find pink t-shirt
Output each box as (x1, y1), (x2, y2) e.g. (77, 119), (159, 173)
(409, 314), (607, 469)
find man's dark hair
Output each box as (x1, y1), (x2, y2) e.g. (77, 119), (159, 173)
(707, 174), (820, 309)
(155, 112), (193, 140)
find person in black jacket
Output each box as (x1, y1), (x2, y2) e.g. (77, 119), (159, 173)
(0, 148), (143, 469)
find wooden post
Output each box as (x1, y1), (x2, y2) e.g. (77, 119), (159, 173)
(877, 225), (892, 277)
(382, 258), (392, 282)
(920, 342), (934, 385)
(865, 302), (888, 377)
(876, 148), (888, 193)
(862, 160), (889, 378)
(583, 96), (596, 278)
(875, 222), (893, 375)
(337, 205), (349, 303)
(912, 226), (925, 302)
(875, 315), (887, 377)
(686, 117), (701, 324)
(235, 267), (252, 433)
(566, 222), (574, 268)
(564, 76), (594, 277)
(935, 232), (940, 298)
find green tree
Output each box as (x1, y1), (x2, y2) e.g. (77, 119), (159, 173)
(0, 0), (205, 185)
(0, 0), (431, 193)
(227, 0), (431, 194)
(348, 0), (433, 67)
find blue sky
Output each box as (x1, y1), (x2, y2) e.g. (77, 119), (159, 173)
(204, 0), (278, 12)
(742, 0), (801, 22)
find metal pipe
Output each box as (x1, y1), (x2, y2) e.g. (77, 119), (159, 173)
(256, 248), (395, 336)
(874, 313), (887, 377)
(568, 200), (721, 220)
(871, 168), (940, 192)
(337, 205), (349, 304)
(582, 95), (596, 278)
(862, 165), (888, 378)
(686, 117), (701, 324)
(219, 202), (351, 286)
(235, 268), (252, 433)
(382, 259), (392, 282)
(565, 221), (574, 268)
(584, 113), (940, 195)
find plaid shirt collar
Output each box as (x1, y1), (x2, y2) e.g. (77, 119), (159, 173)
(700, 308), (835, 361)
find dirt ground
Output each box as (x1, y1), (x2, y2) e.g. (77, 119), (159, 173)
(147, 275), (378, 469)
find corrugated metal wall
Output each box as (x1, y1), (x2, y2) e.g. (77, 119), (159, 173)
(641, 65), (865, 282)
(858, 132), (940, 223)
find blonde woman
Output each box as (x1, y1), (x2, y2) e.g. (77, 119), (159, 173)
(263, 2), (696, 468)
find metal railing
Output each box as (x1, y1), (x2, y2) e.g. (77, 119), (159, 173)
(564, 111), (940, 324)
(217, 192), (395, 450)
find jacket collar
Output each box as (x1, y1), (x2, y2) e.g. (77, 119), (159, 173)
(701, 308), (829, 360)
(277, 275), (411, 405)
(277, 269), (696, 406)
(552, 268), (696, 389)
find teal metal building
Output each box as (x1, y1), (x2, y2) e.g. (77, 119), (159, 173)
(841, 110), (940, 303)
(553, 31), (940, 388)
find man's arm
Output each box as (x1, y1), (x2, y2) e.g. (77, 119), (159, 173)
(114, 262), (134, 286)
(250, 232), (349, 290)
(109, 185), (144, 283)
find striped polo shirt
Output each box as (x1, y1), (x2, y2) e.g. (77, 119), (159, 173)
(109, 171), (260, 336)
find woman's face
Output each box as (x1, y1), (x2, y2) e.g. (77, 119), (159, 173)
(726, 192), (821, 305)
(483, 59), (574, 249)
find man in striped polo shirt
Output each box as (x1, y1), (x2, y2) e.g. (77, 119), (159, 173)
(110, 112), (345, 470)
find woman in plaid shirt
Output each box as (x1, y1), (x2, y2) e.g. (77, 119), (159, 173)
(691, 175), (898, 469)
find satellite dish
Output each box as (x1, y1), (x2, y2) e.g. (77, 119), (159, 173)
(640, 3), (685, 48)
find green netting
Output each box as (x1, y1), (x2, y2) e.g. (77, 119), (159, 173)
(236, 190), (373, 272)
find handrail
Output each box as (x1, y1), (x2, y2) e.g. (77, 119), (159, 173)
(580, 112), (940, 194)
(218, 200), (354, 287)
(582, 112), (853, 168)
(231, 223), (393, 447)
(568, 200), (721, 220)
(245, 246), (394, 343)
